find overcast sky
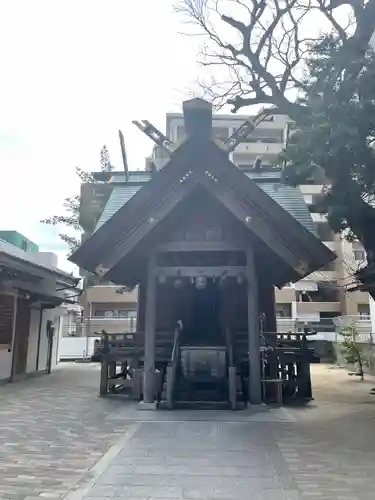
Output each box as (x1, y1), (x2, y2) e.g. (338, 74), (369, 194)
(0, 0), (202, 271)
(0, 1), (355, 273)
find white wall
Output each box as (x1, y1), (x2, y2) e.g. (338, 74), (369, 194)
(0, 350), (12, 381)
(26, 306), (63, 375)
(33, 252), (58, 268)
(370, 297), (375, 333)
(26, 307), (42, 374)
(58, 336), (100, 360)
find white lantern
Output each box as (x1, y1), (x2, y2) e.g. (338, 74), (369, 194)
(195, 276), (207, 290)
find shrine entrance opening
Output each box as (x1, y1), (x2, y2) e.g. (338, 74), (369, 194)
(154, 251), (250, 408)
(156, 250), (248, 348)
(188, 278), (220, 346)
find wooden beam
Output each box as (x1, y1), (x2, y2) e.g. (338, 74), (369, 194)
(136, 281), (146, 333)
(95, 179), (196, 278)
(156, 241), (245, 252)
(194, 169), (300, 272)
(155, 266), (246, 278)
(246, 249), (262, 404)
(143, 254), (157, 404)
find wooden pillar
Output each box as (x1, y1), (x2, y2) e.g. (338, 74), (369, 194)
(10, 293), (18, 381)
(264, 285), (277, 333)
(136, 279), (146, 332)
(143, 255), (157, 404)
(263, 284), (278, 380)
(99, 333), (109, 395)
(246, 250), (262, 404)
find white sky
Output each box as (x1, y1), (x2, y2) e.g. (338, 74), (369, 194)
(0, 0), (355, 274)
(0, 0), (201, 271)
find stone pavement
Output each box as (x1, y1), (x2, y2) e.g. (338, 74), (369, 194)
(0, 363), (131, 500)
(1, 364), (375, 500)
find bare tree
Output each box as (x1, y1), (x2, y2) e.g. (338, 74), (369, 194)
(177, 1), (375, 300)
(177, 0), (375, 115)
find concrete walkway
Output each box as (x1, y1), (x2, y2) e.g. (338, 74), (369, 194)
(1, 364), (375, 500)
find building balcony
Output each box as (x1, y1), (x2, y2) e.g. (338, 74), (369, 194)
(276, 318), (297, 333)
(294, 279), (318, 292)
(311, 213), (327, 223)
(233, 141), (282, 157)
(297, 301), (341, 315)
(276, 318), (336, 334)
(304, 270), (337, 282)
(275, 287), (296, 302)
(68, 317), (137, 337)
(349, 291), (371, 304)
(84, 285), (138, 304)
(334, 315), (373, 338)
(300, 184), (325, 195)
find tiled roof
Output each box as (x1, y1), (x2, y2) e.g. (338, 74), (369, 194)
(95, 184), (145, 230)
(110, 172), (152, 183)
(95, 170), (316, 235)
(258, 183), (316, 235)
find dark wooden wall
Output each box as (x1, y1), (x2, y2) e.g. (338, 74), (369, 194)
(12, 298), (31, 377)
(136, 188), (278, 338)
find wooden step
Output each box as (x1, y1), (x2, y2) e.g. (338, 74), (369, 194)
(173, 401), (230, 410)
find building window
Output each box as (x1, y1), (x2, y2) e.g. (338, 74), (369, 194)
(94, 309), (137, 318)
(118, 310), (137, 318)
(358, 304), (370, 318)
(94, 309), (115, 318)
(240, 127), (283, 143)
(316, 222), (335, 242)
(353, 250), (366, 261)
(276, 303), (292, 318)
(320, 312), (338, 319)
(307, 194), (325, 214)
(316, 282), (339, 302)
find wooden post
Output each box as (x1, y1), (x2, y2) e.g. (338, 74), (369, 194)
(143, 254), (157, 404)
(298, 335), (312, 399)
(264, 284), (278, 381)
(246, 250), (262, 404)
(100, 359), (109, 395)
(166, 365), (174, 409)
(99, 332), (109, 396)
(228, 366), (237, 410)
(132, 368), (143, 400)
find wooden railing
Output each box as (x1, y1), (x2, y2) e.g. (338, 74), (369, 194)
(166, 323), (182, 409)
(225, 328), (237, 410)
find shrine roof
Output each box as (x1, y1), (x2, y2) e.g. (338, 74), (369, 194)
(70, 98), (335, 287)
(95, 170), (316, 236)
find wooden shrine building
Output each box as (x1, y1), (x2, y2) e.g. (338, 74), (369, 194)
(70, 98), (335, 408)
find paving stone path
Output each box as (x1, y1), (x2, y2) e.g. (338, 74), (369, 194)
(1, 364), (375, 500)
(0, 364), (130, 500)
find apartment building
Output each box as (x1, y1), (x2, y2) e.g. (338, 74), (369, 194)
(79, 110), (372, 339)
(156, 112), (372, 337)
(78, 171), (143, 337)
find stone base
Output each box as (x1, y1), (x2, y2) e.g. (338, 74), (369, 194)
(138, 401), (158, 411)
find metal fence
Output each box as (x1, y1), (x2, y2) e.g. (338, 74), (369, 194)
(61, 317), (137, 337)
